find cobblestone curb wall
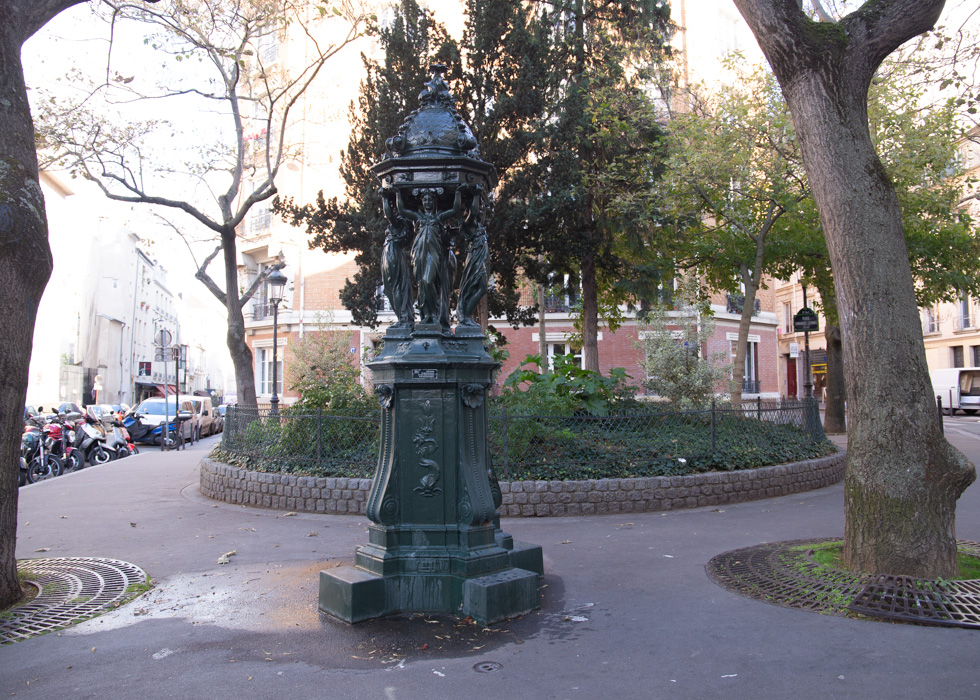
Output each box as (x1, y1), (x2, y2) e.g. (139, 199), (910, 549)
(199, 450), (845, 516)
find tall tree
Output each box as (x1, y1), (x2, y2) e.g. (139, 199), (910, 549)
(734, 0), (975, 577)
(521, 0), (674, 372)
(274, 0), (457, 328)
(0, 0), (152, 611)
(663, 62), (809, 405)
(37, 0), (369, 409)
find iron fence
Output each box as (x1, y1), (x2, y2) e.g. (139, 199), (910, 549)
(221, 398), (827, 480)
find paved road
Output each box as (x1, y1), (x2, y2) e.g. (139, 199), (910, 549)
(2, 430), (980, 699)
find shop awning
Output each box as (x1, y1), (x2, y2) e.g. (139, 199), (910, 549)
(152, 384), (178, 397)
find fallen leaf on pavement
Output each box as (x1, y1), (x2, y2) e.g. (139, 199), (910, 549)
(35, 548), (50, 552)
(217, 550), (237, 565)
(284, 512), (298, 517)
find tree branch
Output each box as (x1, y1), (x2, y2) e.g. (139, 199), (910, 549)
(194, 244), (228, 307)
(238, 259), (286, 308)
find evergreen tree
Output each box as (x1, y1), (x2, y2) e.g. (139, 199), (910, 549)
(274, 0), (458, 327)
(518, 0), (674, 371)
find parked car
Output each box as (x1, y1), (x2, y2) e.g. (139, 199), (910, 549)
(130, 398), (196, 444)
(214, 404), (227, 434)
(181, 395), (215, 439)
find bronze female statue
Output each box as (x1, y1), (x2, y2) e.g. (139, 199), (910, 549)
(381, 190), (415, 329)
(396, 186), (464, 326)
(457, 188), (489, 328)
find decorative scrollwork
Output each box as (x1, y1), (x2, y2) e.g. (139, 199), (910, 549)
(375, 384), (394, 410)
(460, 383), (485, 409)
(443, 340), (467, 353)
(380, 496), (399, 523)
(413, 400), (442, 497)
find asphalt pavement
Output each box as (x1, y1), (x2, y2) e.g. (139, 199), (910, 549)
(3, 425), (980, 699)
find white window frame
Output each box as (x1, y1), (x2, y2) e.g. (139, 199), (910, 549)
(254, 342), (285, 396)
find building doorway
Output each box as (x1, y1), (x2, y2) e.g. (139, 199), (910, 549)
(786, 356), (797, 398)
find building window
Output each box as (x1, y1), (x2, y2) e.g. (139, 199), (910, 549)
(257, 347), (283, 396)
(257, 26), (280, 64)
(972, 346), (980, 367)
(953, 345), (965, 368)
(783, 302), (792, 334)
(547, 342), (583, 370)
(922, 307), (939, 334)
(731, 339), (760, 393)
(957, 296), (973, 331)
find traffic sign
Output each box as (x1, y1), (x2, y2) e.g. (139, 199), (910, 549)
(156, 329), (173, 347)
(793, 307), (819, 332)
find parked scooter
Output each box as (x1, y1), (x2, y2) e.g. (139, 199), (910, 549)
(73, 410), (113, 465)
(123, 410), (189, 449)
(103, 415), (138, 458)
(22, 419), (63, 483)
(18, 456), (29, 487)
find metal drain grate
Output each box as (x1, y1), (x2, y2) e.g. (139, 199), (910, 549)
(706, 538), (870, 614)
(707, 539), (980, 628)
(848, 541), (980, 629)
(1, 557), (148, 643)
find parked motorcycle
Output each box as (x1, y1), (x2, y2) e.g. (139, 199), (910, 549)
(18, 456), (29, 487)
(45, 414), (83, 473)
(22, 420), (63, 483)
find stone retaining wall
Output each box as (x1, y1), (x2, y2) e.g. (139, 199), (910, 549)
(199, 450), (845, 516)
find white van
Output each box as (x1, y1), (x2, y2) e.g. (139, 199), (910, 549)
(930, 367), (980, 415)
(180, 395), (215, 439)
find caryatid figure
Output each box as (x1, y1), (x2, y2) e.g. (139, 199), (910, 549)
(457, 187), (489, 327)
(380, 190), (415, 329)
(396, 186), (464, 326)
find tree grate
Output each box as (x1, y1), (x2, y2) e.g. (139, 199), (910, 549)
(1, 557), (148, 644)
(706, 539), (980, 628)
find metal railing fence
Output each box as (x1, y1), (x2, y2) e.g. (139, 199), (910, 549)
(221, 398), (826, 480)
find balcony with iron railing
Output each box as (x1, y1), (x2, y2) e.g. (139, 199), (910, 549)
(252, 300), (276, 321)
(727, 293), (761, 316)
(922, 316), (940, 335)
(953, 315), (976, 332)
(742, 378), (761, 394)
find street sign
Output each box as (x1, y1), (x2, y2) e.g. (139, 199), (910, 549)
(156, 329), (173, 347)
(793, 307), (819, 332)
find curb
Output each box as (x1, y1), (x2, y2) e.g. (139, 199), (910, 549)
(199, 449), (845, 517)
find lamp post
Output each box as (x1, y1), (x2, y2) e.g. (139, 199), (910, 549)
(266, 268), (287, 415)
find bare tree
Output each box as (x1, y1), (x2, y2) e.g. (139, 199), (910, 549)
(38, 0), (369, 408)
(735, 0), (976, 577)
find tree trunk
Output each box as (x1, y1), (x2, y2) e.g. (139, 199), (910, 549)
(222, 229), (258, 408)
(736, 0), (975, 577)
(823, 323), (847, 433)
(537, 282), (547, 372)
(580, 251), (600, 373)
(0, 31), (54, 609)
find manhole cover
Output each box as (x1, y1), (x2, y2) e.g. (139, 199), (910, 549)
(0, 557), (149, 643)
(473, 661), (503, 673)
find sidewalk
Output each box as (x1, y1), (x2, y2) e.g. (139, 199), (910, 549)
(2, 431), (979, 699)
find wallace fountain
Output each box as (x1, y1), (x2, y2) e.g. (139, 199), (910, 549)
(318, 65), (543, 625)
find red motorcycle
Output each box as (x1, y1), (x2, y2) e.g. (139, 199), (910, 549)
(45, 415), (83, 473)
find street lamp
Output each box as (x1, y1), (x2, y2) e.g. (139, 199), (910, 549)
(267, 268), (287, 415)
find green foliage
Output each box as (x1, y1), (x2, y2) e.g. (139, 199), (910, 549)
(285, 315), (375, 415)
(490, 409), (836, 481)
(497, 354), (637, 416)
(638, 278), (728, 408)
